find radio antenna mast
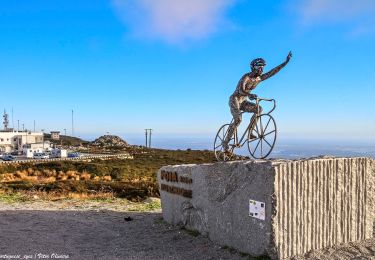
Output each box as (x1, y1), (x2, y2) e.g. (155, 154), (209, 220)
(145, 129), (148, 147)
(3, 110), (9, 131)
(149, 129), (152, 148)
(71, 109), (74, 137)
(145, 129), (153, 148)
(12, 107), (14, 131)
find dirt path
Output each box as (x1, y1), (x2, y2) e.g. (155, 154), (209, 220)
(0, 201), (247, 260)
(0, 201), (374, 260)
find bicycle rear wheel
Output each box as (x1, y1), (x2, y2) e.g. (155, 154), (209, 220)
(214, 124), (236, 161)
(247, 114), (277, 159)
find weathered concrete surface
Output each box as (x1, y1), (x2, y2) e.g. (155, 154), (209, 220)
(273, 158), (375, 258)
(157, 157), (375, 259)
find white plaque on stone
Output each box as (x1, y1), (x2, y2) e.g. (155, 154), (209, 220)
(249, 199), (265, 220)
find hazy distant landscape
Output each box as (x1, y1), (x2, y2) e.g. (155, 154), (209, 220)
(116, 135), (375, 159)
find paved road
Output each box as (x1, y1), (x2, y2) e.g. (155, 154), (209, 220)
(0, 153), (132, 164)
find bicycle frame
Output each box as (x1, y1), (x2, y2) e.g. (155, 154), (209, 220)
(231, 98), (276, 148)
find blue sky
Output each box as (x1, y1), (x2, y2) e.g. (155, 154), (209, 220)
(0, 0), (374, 142)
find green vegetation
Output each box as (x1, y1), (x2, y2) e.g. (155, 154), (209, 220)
(0, 148), (218, 201)
(128, 199), (161, 211)
(0, 192), (29, 203)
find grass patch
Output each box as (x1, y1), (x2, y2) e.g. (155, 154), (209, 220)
(128, 200), (161, 212)
(0, 192), (29, 203)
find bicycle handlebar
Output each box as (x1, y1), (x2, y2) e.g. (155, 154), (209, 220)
(255, 97), (276, 115)
(257, 98), (274, 102)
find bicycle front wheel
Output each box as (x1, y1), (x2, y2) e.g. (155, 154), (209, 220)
(214, 124), (235, 161)
(247, 114), (277, 159)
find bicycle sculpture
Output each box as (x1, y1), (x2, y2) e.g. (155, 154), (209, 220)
(214, 52), (292, 161)
(214, 97), (277, 161)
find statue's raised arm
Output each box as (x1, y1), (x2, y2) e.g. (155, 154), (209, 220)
(261, 51), (292, 81)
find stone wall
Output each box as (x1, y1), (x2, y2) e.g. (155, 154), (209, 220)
(273, 158), (374, 258)
(157, 157), (375, 259)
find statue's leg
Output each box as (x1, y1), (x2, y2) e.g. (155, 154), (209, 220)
(240, 101), (263, 136)
(223, 97), (242, 151)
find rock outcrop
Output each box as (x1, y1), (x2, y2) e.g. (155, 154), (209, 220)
(91, 135), (129, 148)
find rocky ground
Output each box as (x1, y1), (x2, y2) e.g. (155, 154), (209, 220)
(0, 200), (374, 260)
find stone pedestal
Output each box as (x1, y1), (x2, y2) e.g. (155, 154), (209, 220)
(157, 157), (375, 259)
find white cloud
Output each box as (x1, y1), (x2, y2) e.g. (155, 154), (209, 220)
(111, 0), (234, 44)
(294, 0), (375, 37)
(298, 0), (375, 23)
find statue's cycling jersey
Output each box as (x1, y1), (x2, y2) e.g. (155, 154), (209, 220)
(232, 73), (262, 103)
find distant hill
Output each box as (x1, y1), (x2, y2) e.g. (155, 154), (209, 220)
(91, 135), (129, 148)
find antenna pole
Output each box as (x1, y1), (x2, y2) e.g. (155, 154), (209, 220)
(149, 129), (152, 148)
(12, 107), (14, 131)
(71, 109), (74, 137)
(145, 129), (152, 148)
(3, 110), (9, 131)
(145, 129), (148, 147)
(41, 129), (44, 149)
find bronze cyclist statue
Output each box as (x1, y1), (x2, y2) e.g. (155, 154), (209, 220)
(217, 51), (292, 160)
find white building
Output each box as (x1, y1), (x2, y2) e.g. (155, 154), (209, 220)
(23, 141), (52, 158)
(51, 131), (60, 140)
(0, 131), (45, 153)
(50, 148), (67, 158)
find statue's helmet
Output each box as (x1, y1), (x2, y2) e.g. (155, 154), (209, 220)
(250, 58), (266, 70)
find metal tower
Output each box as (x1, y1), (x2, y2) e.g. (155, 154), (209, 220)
(145, 129), (153, 148)
(3, 110), (9, 131)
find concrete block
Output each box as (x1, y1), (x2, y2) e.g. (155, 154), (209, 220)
(157, 157), (375, 259)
